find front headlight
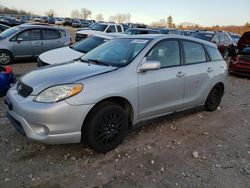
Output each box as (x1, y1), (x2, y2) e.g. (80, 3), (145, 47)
(34, 84), (83, 103)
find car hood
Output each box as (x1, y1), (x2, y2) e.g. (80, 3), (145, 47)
(20, 61), (118, 95)
(39, 46), (84, 65)
(77, 30), (105, 36)
(238, 32), (250, 50)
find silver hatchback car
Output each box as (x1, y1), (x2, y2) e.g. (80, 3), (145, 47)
(5, 35), (227, 152)
(0, 24), (72, 65)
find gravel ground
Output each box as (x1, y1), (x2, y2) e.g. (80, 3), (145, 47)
(0, 60), (250, 188)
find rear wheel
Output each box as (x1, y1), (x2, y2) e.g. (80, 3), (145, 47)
(0, 50), (13, 65)
(205, 85), (223, 112)
(85, 102), (128, 153)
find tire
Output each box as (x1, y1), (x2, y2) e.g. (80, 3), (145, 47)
(223, 49), (229, 61)
(85, 102), (128, 153)
(0, 50), (13, 65)
(205, 85), (223, 112)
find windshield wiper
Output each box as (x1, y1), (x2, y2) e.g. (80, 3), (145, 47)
(87, 59), (110, 66)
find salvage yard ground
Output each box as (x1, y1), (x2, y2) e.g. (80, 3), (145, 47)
(0, 27), (250, 187)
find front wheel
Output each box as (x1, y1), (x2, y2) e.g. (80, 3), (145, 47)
(85, 102), (128, 153)
(223, 49), (229, 61)
(205, 85), (223, 112)
(0, 50), (13, 65)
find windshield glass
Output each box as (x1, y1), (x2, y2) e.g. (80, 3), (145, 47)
(191, 32), (213, 41)
(0, 26), (21, 39)
(81, 38), (150, 67)
(92, 24), (108, 31)
(73, 36), (108, 53)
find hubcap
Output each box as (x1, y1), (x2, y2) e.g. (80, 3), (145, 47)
(0, 53), (10, 65)
(96, 111), (124, 146)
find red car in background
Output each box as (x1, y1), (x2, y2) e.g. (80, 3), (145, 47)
(229, 31), (250, 76)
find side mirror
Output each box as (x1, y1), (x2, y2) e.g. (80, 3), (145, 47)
(138, 61), (161, 72)
(17, 38), (23, 43)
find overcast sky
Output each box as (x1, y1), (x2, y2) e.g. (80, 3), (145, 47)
(1, 0), (250, 26)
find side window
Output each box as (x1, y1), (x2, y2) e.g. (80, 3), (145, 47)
(219, 33), (225, 42)
(15, 29), (41, 41)
(211, 34), (219, 43)
(117, 26), (122, 32)
(206, 45), (223, 61)
(183, 41), (206, 64)
(43, 29), (60, 40)
(224, 34), (231, 42)
(146, 40), (180, 68)
(106, 25), (116, 33)
(58, 30), (66, 37)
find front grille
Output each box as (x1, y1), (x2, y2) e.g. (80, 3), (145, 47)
(17, 81), (33, 98)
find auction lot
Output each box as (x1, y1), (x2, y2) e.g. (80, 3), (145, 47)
(0, 62), (250, 188)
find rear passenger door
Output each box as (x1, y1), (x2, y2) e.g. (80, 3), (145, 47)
(138, 40), (186, 119)
(181, 40), (212, 108)
(41, 29), (62, 52)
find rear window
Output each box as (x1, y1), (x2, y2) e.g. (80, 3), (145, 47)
(206, 45), (223, 61)
(43, 29), (60, 40)
(183, 41), (207, 64)
(59, 30), (66, 37)
(191, 32), (213, 41)
(73, 36), (108, 53)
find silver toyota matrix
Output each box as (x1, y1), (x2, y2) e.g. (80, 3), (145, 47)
(5, 34), (228, 152)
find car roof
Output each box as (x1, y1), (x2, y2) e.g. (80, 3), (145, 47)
(18, 23), (65, 30)
(117, 34), (217, 47)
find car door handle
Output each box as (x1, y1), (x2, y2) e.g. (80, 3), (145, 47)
(207, 67), (213, 73)
(176, 72), (185, 78)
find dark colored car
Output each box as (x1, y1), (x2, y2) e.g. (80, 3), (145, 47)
(125, 28), (160, 35)
(0, 65), (15, 97)
(63, 18), (73, 26)
(178, 30), (195, 36)
(159, 28), (180, 35)
(191, 31), (234, 60)
(41, 16), (48, 23)
(229, 31), (250, 76)
(47, 17), (55, 24)
(0, 17), (25, 27)
(0, 24), (10, 33)
(229, 33), (241, 44)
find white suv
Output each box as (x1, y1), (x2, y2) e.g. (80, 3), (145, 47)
(76, 23), (124, 42)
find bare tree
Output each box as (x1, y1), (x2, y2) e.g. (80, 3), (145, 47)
(167, 16), (174, 28)
(71, 9), (81, 18)
(81, 8), (92, 20)
(109, 13), (131, 23)
(96, 14), (104, 21)
(45, 9), (56, 17)
(151, 19), (167, 28)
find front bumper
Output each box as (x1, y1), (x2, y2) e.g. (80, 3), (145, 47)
(5, 88), (94, 144)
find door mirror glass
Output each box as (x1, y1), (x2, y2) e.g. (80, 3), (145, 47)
(138, 61), (161, 72)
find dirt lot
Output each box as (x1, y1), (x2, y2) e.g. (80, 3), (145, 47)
(0, 62), (250, 187)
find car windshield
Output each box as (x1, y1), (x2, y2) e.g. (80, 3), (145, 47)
(0, 26), (21, 39)
(81, 38), (150, 67)
(191, 32), (213, 41)
(73, 36), (109, 53)
(92, 24), (108, 31)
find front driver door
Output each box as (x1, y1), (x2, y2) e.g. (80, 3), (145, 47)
(12, 29), (43, 58)
(138, 39), (186, 120)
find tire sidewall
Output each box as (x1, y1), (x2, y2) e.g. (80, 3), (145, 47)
(205, 86), (222, 111)
(86, 103), (128, 153)
(0, 50), (13, 65)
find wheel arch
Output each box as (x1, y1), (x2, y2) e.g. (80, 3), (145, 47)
(81, 96), (134, 137)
